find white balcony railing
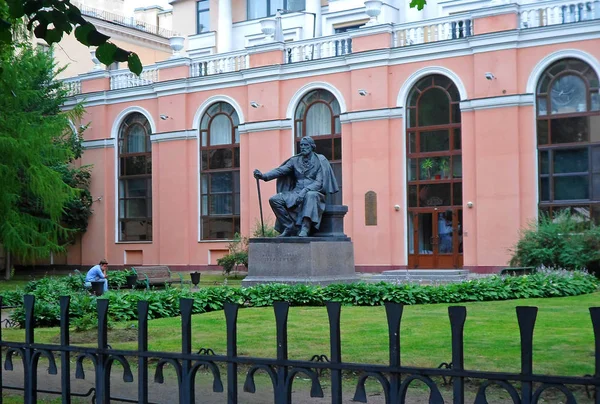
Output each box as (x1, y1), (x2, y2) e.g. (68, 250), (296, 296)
(190, 51), (249, 77)
(393, 15), (473, 48)
(520, 0), (600, 28)
(110, 68), (158, 90)
(284, 34), (353, 64)
(63, 79), (82, 97)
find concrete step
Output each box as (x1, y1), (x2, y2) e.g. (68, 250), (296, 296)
(367, 269), (470, 284)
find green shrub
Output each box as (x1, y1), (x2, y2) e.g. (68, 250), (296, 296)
(510, 211), (600, 274)
(2, 269), (598, 328)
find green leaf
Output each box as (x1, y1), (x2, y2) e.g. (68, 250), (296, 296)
(409, 0), (427, 10)
(74, 23), (94, 46)
(34, 23), (48, 39)
(127, 53), (143, 76)
(87, 29), (110, 47)
(44, 29), (63, 45)
(23, 0), (42, 16)
(95, 42), (118, 65)
(6, 0), (25, 18)
(66, 6), (87, 26)
(113, 47), (130, 63)
(0, 19), (11, 44)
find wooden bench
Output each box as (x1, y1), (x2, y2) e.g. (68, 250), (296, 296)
(134, 266), (183, 289)
(500, 267), (536, 276)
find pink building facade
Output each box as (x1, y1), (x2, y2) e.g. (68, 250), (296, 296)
(62, 1), (600, 273)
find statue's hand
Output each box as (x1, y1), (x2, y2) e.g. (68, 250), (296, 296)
(253, 169), (263, 180)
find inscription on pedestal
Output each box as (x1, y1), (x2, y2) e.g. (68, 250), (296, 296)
(365, 191), (377, 226)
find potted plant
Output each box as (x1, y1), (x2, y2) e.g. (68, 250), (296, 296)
(125, 267), (138, 289)
(421, 158), (434, 180)
(439, 158), (450, 179)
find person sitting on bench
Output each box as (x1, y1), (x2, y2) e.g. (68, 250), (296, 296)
(85, 259), (109, 292)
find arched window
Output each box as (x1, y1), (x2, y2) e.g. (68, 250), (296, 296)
(294, 89), (342, 204)
(200, 102), (240, 240)
(536, 58), (600, 223)
(118, 113), (153, 241)
(406, 74), (463, 269)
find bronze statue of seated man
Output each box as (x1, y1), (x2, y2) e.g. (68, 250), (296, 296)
(253, 136), (339, 237)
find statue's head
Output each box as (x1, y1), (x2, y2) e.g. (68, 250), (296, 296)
(299, 136), (316, 156)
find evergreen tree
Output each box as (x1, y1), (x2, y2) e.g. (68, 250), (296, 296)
(0, 35), (91, 261)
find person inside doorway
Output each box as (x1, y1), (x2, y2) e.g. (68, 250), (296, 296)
(85, 259), (109, 292)
(438, 211), (453, 253)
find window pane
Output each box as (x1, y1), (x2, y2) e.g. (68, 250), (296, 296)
(420, 130), (449, 152)
(202, 195), (208, 215)
(408, 108), (416, 128)
(540, 151), (549, 174)
(590, 116), (600, 143)
(121, 220), (150, 241)
(453, 128), (461, 150)
(210, 114), (232, 145)
(201, 175), (208, 194)
(540, 177), (549, 201)
(452, 103), (461, 123)
(592, 92), (600, 111)
(286, 0), (305, 12)
(234, 148), (240, 167)
(453, 182), (462, 205)
(306, 103), (331, 136)
(315, 139), (333, 160)
(553, 148), (588, 173)
(537, 97), (547, 116)
(554, 175), (589, 200)
(122, 156), (150, 176)
(126, 199), (147, 218)
(418, 88), (450, 126)
(210, 195), (233, 214)
(408, 185), (418, 207)
(269, 0), (283, 15)
(333, 137), (342, 160)
(594, 174), (600, 199)
(408, 158), (417, 181)
(537, 120), (549, 145)
(198, 8), (210, 33)
(210, 172), (233, 193)
(126, 124), (148, 153)
(127, 179), (147, 197)
(550, 74), (587, 114)
(408, 132), (417, 153)
(408, 212), (415, 254)
(551, 116), (588, 144)
(209, 148), (233, 169)
(418, 183), (451, 207)
(203, 217), (234, 239)
(418, 212), (433, 254)
(453, 155), (462, 178)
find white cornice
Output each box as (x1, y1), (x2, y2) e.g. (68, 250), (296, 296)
(340, 107), (403, 123)
(83, 138), (116, 149)
(460, 94), (534, 111)
(238, 119), (292, 134)
(150, 130), (198, 142)
(64, 20), (600, 109)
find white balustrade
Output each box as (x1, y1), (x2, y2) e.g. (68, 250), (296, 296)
(63, 79), (82, 97)
(520, 0), (600, 28)
(190, 52), (249, 77)
(110, 69), (159, 90)
(393, 16), (473, 48)
(284, 34), (352, 63)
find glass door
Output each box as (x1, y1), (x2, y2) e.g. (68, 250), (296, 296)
(408, 208), (462, 268)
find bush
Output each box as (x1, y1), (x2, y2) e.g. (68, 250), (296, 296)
(510, 211), (600, 274)
(2, 269), (597, 329)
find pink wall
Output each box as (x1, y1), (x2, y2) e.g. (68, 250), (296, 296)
(73, 34), (600, 271)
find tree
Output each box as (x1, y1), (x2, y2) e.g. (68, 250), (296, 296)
(0, 0), (142, 75)
(0, 35), (92, 266)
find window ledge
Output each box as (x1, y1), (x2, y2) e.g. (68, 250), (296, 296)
(115, 241), (153, 244)
(198, 239), (233, 243)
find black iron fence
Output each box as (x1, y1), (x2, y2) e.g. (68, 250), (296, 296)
(1, 295), (600, 403)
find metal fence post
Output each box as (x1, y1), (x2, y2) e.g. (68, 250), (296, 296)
(23, 295), (36, 404)
(385, 302), (404, 403)
(180, 298), (195, 404)
(138, 301), (149, 404)
(273, 301), (291, 404)
(589, 307), (600, 404)
(96, 299), (110, 404)
(326, 302), (342, 404)
(449, 306), (466, 404)
(224, 303), (239, 404)
(517, 306), (538, 404)
(59, 296), (71, 404)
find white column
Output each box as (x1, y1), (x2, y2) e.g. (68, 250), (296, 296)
(217, 0), (233, 53)
(305, 0), (321, 39)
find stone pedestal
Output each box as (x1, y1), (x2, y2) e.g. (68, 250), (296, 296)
(242, 237), (359, 287)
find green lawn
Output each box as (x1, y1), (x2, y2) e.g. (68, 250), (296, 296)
(2, 292), (598, 378)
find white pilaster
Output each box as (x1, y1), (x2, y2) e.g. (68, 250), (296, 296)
(305, 0), (322, 38)
(217, 0), (233, 53)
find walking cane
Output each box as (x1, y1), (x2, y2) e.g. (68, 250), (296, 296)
(256, 177), (266, 237)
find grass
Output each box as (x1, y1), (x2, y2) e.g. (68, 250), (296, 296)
(2, 292), (598, 378)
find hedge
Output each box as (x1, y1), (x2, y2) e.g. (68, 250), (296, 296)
(2, 269), (597, 330)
